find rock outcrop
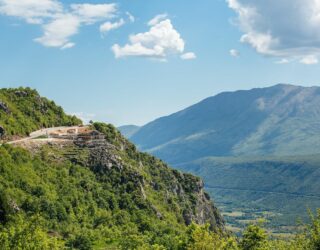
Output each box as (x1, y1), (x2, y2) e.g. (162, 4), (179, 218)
(0, 101), (10, 114)
(0, 126), (5, 138)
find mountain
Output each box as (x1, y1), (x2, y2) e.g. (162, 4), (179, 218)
(128, 84), (320, 233)
(118, 125), (140, 138)
(131, 84), (320, 164)
(0, 88), (224, 249)
(0, 87), (82, 140)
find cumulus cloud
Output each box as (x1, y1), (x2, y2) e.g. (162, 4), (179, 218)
(181, 52), (196, 60)
(230, 49), (240, 57)
(227, 0), (320, 64)
(112, 17), (194, 60)
(0, 0), (118, 48)
(100, 19), (125, 34)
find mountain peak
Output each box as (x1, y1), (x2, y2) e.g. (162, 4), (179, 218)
(130, 84), (320, 164)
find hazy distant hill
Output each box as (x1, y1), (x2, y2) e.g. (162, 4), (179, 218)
(118, 125), (140, 138)
(131, 84), (320, 164)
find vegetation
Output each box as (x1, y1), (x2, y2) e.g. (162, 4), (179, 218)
(178, 213), (320, 250)
(130, 84), (320, 163)
(1, 87), (320, 249)
(179, 155), (320, 233)
(0, 120), (224, 249)
(124, 84), (320, 234)
(1, 126), (319, 250)
(0, 87), (81, 139)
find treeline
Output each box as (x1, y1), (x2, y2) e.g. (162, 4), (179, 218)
(183, 214), (320, 250)
(1, 211), (320, 249)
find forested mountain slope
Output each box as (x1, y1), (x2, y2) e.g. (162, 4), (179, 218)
(0, 88), (224, 249)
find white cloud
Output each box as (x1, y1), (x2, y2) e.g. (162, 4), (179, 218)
(100, 19), (125, 34)
(275, 58), (290, 64)
(0, 1), (118, 48)
(227, 0), (320, 64)
(300, 55), (318, 65)
(229, 49), (240, 57)
(112, 18), (192, 60)
(0, 0), (62, 24)
(126, 12), (135, 23)
(34, 14), (80, 47)
(70, 3), (117, 24)
(148, 13), (168, 26)
(61, 42), (75, 50)
(181, 52), (196, 60)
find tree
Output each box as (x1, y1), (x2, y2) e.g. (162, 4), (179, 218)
(240, 224), (268, 250)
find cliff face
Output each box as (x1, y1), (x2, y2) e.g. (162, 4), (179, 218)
(58, 122), (225, 231)
(88, 142), (224, 229)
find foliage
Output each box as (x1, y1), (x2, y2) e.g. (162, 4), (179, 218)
(0, 214), (64, 249)
(183, 223), (238, 250)
(179, 155), (320, 233)
(240, 223), (268, 250)
(0, 87), (81, 139)
(0, 132), (222, 249)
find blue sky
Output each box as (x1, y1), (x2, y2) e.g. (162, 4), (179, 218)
(1, 0), (320, 125)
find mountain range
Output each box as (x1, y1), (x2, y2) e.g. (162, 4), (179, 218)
(127, 84), (320, 163)
(120, 84), (320, 233)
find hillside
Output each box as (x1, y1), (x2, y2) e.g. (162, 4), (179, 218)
(131, 84), (320, 164)
(0, 88), (224, 249)
(118, 125), (140, 138)
(127, 84), (320, 233)
(0, 87), (82, 140)
(177, 155), (320, 233)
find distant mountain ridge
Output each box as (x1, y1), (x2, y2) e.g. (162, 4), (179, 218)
(118, 125), (140, 138)
(131, 84), (320, 164)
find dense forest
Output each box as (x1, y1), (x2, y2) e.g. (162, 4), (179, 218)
(1, 140), (320, 249)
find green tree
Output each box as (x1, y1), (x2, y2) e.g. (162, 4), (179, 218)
(0, 215), (63, 250)
(240, 224), (268, 250)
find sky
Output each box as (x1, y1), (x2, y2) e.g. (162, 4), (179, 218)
(1, 0), (320, 126)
